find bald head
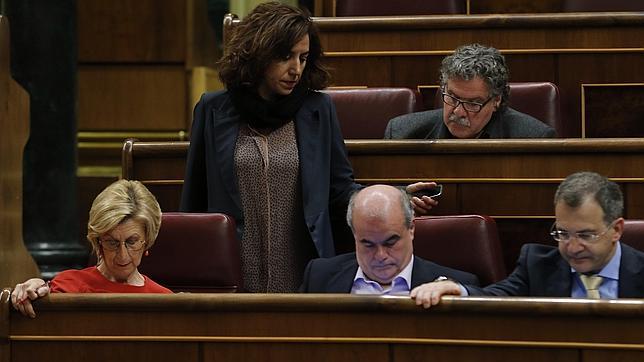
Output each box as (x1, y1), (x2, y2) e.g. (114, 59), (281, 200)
(346, 185), (412, 232)
(347, 185), (415, 285)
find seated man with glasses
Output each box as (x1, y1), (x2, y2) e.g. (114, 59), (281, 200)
(384, 43), (556, 139)
(410, 171), (644, 308)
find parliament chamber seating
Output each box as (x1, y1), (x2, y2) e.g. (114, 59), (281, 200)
(334, 0), (466, 16)
(412, 215), (506, 286)
(431, 82), (563, 136)
(323, 87), (419, 139)
(621, 220), (644, 252)
(90, 212), (242, 293)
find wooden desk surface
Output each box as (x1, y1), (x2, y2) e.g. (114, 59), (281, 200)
(3, 292), (644, 362)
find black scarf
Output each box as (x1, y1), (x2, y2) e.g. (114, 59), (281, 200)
(229, 83), (310, 129)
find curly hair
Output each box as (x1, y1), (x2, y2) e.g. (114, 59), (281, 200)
(440, 43), (510, 111)
(218, 1), (330, 90)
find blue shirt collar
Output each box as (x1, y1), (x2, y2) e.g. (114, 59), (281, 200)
(571, 242), (621, 281)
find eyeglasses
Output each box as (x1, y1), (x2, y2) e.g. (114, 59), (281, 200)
(549, 221), (615, 244)
(99, 238), (146, 252)
(442, 92), (493, 113)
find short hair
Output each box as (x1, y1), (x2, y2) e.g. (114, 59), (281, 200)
(218, 1), (330, 90)
(346, 187), (413, 233)
(439, 43), (510, 111)
(86, 180), (162, 257)
(554, 171), (623, 225)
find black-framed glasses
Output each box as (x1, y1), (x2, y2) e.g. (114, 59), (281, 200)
(99, 238), (146, 252)
(549, 221), (615, 244)
(442, 92), (493, 113)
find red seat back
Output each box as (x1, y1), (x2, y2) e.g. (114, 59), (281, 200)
(88, 212), (243, 293)
(323, 88), (418, 139)
(413, 215), (506, 285)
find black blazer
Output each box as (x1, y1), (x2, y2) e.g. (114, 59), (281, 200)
(180, 90), (361, 258)
(384, 108), (556, 139)
(466, 243), (644, 297)
(300, 253), (480, 293)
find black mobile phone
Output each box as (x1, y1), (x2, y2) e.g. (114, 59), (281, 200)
(411, 184), (443, 199)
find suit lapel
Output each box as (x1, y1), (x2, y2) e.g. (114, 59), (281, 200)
(326, 256), (358, 292)
(618, 244), (644, 298)
(542, 255), (572, 297)
(410, 257), (440, 289)
(212, 108), (242, 212)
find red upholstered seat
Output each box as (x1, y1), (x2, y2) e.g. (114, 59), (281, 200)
(138, 212), (242, 293)
(335, 0), (466, 16)
(621, 220), (644, 252)
(432, 82), (564, 137)
(323, 87), (418, 139)
(413, 215), (506, 286)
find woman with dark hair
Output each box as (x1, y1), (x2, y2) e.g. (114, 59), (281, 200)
(181, 2), (436, 292)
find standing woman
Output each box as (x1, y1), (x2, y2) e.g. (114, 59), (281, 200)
(181, 2), (435, 292)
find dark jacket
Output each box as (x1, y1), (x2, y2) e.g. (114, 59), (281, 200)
(384, 107), (556, 139)
(300, 253), (480, 293)
(466, 243), (644, 297)
(180, 90), (361, 258)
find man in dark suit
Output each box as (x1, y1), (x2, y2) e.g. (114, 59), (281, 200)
(412, 172), (644, 308)
(384, 44), (556, 139)
(300, 185), (479, 294)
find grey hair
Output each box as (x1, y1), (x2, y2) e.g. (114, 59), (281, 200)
(554, 171), (623, 225)
(439, 43), (510, 111)
(346, 187), (413, 233)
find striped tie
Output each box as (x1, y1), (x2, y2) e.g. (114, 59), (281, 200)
(579, 274), (603, 299)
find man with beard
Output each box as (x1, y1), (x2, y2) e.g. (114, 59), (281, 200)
(384, 43), (556, 139)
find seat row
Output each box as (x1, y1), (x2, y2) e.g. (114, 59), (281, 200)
(324, 83), (561, 138)
(133, 212), (644, 293)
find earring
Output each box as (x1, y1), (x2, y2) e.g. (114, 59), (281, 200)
(144, 250), (149, 256)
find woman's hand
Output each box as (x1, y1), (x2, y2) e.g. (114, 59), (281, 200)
(11, 278), (50, 318)
(406, 182), (439, 215)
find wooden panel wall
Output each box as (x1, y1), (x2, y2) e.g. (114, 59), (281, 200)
(316, 0), (643, 16)
(0, 16), (41, 288)
(582, 84), (644, 138)
(5, 294), (644, 362)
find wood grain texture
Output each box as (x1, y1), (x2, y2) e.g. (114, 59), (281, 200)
(0, 16), (41, 289)
(77, 0), (186, 62)
(78, 66), (186, 131)
(4, 294), (644, 362)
